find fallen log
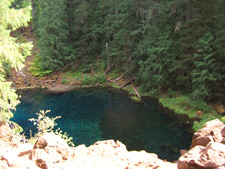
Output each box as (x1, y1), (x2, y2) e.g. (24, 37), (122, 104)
(95, 82), (100, 87)
(107, 76), (123, 83)
(104, 68), (111, 75)
(114, 76), (123, 82)
(42, 80), (57, 83)
(107, 79), (115, 83)
(120, 78), (134, 89)
(131, 82), (141, 99)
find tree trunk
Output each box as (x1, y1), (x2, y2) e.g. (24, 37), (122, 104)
(186, 0), (192, 22)
(106, 42), (111, 71)
(31, 0), (35, 18)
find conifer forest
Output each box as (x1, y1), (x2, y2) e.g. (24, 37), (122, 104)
(33, 0), (225, 101)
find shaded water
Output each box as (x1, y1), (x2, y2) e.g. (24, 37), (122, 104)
(12, 87), (192, 161)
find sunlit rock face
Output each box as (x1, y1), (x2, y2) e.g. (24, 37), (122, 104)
(0, 131), (177, 169)
(178, 119), (225, 169)
(1, 119), (225, 169)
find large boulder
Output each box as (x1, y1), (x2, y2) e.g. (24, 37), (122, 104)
(190, 119), (225, 148)
(0, 131), (177, 169)
(32, 132), (75, 168)
(0, 146), (38, 169)
(178, 119), (225, 169)
(70, 139), (177, 169)
(178, 143), (225, 169)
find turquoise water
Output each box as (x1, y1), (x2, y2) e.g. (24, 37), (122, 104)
(13, 87), (192, 161)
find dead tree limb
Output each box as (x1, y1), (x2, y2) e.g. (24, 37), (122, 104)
(120, 78), (134, 89)
(114, 76), (123, 82)
(107, 76), (123, 83)
(104, 68), (111, 75)
(131, 82), (141, 99)
(95, 82), (100, 87)
(106, 42), (110, 71)
(42, 80), (57, 83)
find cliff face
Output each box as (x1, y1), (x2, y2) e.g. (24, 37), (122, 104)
(0, 119), (225, 169)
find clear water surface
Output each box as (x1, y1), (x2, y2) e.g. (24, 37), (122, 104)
(12, 87), (192, 161)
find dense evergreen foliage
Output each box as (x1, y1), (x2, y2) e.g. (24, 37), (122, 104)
(32, 0), (225, 101)
(0, 0), (32, 119)
(36, 0), (74, 71)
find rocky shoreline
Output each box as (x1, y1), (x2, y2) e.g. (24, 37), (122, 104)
(1, 119), (225, 169)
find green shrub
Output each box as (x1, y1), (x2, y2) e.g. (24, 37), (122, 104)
(82, 74), (106, 85)
(93, 60), (106, 73)
(159, 95), (211, 118)
(82, 75), (96, 85)
(193, 112), (223, 131)
(159, 94), (224, 131)
(61, 78), (70, 85)
(29, 110), (74, 146)
(29, 55), (52, 77)
(96, 74), (106, 84)
(108, 70), (121, 79)
(73, 70), (83, 80)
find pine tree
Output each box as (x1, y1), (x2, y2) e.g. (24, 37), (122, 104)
(135, 1), (175, 94)
(191, 32), (222, 100)
(37, 0), (73, 71)
(70, 0), (101, 65)
(0, 0), (32, 119)
(102, 0), (139, 72)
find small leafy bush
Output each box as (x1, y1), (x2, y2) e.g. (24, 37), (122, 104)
(193, 112), (223, 131)
(73, 70), (83, 80)
(93, 60), (106, 73)
(61, 78), (70, 85)
(82, 74), (106, 85)
(82, 75), (96, 85)
(29, 110), (74, 146)
(96, 74), (106, 84)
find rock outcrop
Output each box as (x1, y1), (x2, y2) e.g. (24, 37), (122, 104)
(177, 119), (225, 169)
(0, 132), (176, 169)
(1, 119), (225, 169)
